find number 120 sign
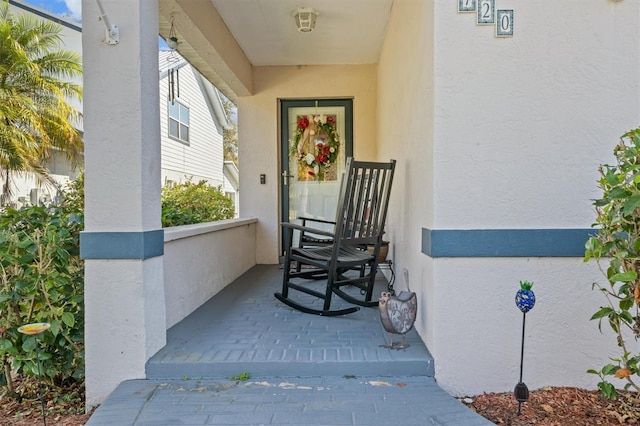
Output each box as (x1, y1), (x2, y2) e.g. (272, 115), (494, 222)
(458, 0), (513, 38)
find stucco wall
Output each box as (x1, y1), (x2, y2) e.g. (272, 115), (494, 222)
(82, 0), (164, 408)
(163, 219), (257, 328)
(378, 0), (640, 396)
(238, 65), (377, 263)
(377, 0), (437, 367)
(434, 0), (639, 228)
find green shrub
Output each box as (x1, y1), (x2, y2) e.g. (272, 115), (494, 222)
(0, 204), (84, 391)
(584, 127), (640, 399)
(59, 171), (84, 214)
(161, 180), (235, 227)
(0, 174), (233, 393)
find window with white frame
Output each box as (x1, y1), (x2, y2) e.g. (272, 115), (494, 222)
(168, 100), (190, 143)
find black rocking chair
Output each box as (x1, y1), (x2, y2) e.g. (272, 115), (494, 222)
(275, 158), (396, 316)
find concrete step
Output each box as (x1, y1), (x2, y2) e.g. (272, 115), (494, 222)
(87, 376), (494, 426)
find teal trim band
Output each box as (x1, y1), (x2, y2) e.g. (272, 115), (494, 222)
(80, 230), (164, 259)
(422, 228), (597, 258)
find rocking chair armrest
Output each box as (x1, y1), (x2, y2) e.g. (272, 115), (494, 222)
(281, 222), (336, 238)
(298, 216), (337, 226)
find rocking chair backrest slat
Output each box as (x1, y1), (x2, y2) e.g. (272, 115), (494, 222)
(333, 158), (396, 248)
(356, 169), (375, 237)
(356, 167), (374, 237)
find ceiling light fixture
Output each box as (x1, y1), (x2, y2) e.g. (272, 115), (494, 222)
(292, 7), (319, 33)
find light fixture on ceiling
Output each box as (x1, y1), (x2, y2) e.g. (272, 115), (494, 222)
(292, 7), (319, 33)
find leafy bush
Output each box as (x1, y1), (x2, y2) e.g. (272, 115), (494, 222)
(59, 172), (84, 213)
(584, 127), (640, 399)
(161, 180), (235, 227)
(0, 203), (84, 391)
(0, 174), (233, 394)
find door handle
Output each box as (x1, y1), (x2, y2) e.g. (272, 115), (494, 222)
(282, 170), (294, 186)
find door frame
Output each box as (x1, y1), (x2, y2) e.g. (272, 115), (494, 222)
(279, 98), (353, 258)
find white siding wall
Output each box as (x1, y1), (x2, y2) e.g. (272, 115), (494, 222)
(159, 65), (224, 187)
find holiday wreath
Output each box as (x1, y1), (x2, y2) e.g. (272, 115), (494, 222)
(290, 114), (340, 181)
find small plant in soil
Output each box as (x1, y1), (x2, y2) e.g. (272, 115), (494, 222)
(228, 372), (251, 382)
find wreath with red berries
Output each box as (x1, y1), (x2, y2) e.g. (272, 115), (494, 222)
(289, 114), (340, 180)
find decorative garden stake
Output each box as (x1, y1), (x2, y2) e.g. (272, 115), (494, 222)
(18, 322), (51, 426)
(514, 281), (535, 416)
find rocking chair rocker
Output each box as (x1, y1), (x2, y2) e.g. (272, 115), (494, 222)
(275, 158), (396, 316)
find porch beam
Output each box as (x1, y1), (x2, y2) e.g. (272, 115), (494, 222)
(158, 0), (253, 102)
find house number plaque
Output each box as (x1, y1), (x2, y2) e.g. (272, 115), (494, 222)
(496, 10), (514, 37)
(458, 0), (476, 12)
(459, 0), (514, 37)
(477, 0), (495, 25)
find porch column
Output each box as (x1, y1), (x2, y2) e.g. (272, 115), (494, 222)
(81, 0), (165, 408)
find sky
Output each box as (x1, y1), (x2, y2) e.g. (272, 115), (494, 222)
(19, 0), (172, 49)
(22, 0), (82, 22)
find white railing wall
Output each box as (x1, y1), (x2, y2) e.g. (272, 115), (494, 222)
(163, 218), (258, 329)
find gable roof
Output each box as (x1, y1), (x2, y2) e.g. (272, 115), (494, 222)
(159, 49), (232, 131)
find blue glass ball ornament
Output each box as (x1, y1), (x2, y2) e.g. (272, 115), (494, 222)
(515, 286), (536, 313)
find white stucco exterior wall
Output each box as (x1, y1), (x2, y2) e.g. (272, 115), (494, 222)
(82, 0), (166, 408)
(163, 219), (257, 329)
(432, 0), (639, 396)
(238, 65), (378, 264)
(378, 0), (437, 363)
(378, 0), (640, 396)
(434, 0), (639, 229)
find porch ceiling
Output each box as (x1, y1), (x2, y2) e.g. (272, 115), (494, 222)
(158, 0), (394, 101)
(209, 0), (394, 66)
(159, 0), (393, 99)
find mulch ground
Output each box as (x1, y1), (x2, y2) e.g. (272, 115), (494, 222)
(0, 376), (92, 426)
(464, 386), (639, 425)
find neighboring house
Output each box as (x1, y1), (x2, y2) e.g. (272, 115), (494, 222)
(223, 160), (240, 217)
(5, 0), (236, 209)
(159, 50), (235, 199)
